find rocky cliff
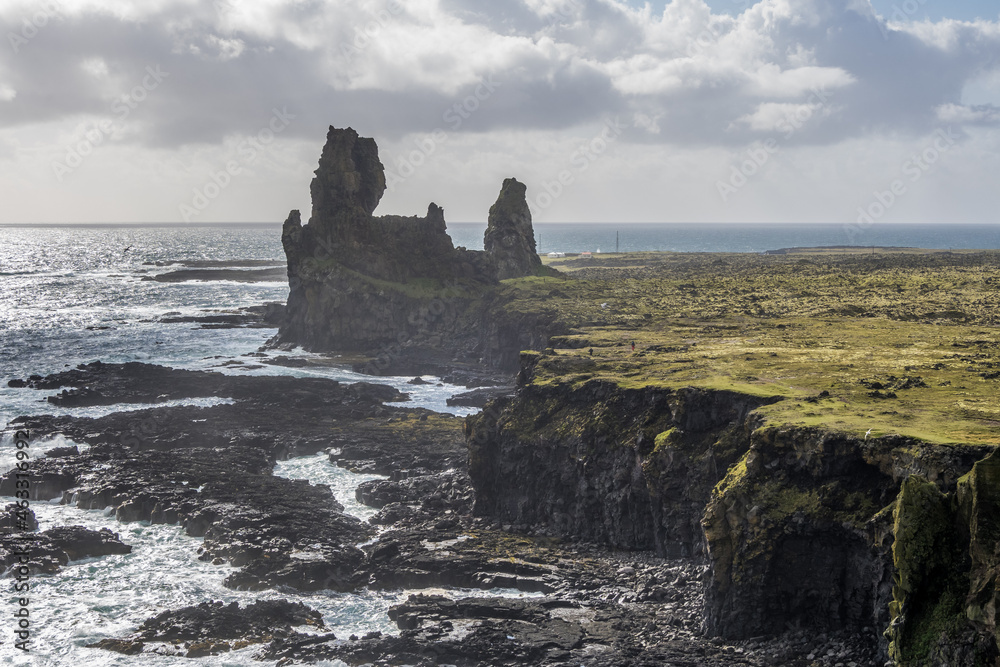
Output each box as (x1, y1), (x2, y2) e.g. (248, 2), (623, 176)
(467, 351), (1000, 665)
(274, 126), (553, 371)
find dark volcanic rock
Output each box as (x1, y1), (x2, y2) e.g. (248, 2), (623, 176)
(8, 360), (402, 409)
(260, 571), (841, 667)
(89, 600), (324, 658)
(142, 267), (286, 283)
(159, 302), (285, 329)
(468, 380), (774, 556)
(2, 525), (131, 575)
(356, 469), (472, 512)
(446, 385), (515, 408)
(1, 503), (37, 533)
(328, 411), (468, 476)
(0, 362), (408, 591)
(43, 525), (132, 561)
(273, 126), (558, 372)
(484, 177), (542, 280)
(138, 600), (324, 641)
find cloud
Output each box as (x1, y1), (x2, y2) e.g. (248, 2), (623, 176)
(0, 0), (997, 151)
(936, 102), (1000, 125)
(736, 101), (828, 132)
(1, 0), (999, 224)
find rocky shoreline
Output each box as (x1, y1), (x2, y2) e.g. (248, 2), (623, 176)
(1, 360), (885, 666)
(5, 126), (999, 666)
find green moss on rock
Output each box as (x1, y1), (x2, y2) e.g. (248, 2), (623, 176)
(889, 475), (968, 665)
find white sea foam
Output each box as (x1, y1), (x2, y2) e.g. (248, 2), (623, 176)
(0, 225), (524, 666)
(1, 452), (539, 666)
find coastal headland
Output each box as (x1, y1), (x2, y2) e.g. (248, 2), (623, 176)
(3, 127), (1000, 666)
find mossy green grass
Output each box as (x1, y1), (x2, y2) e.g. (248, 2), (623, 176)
(507, 250), (1000, 445)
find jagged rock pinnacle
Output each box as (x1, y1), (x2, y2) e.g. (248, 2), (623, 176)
(310, 126), (385, 220)
(484, 178), (542, 280)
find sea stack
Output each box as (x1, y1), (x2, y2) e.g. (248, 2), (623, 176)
(274, 126), (552, 371)
(484, 178), (542, 280)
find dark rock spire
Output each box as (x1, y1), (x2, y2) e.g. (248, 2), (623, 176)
(484, 178), (541, 280)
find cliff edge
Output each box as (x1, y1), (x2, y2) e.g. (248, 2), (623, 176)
(466, 250), (1000, 666)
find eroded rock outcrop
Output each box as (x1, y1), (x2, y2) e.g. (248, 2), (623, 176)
(485, 177), (542, 280)
(90, 600), (324, 658)
(1, 525), (131, 576)
(467, 369), (776, 556)
(275, 126), (555, 371)
(468, 351), (1000, 666)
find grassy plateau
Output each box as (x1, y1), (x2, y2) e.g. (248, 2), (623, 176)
(499, 249), (1000, 445)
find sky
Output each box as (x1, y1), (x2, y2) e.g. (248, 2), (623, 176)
(0, 0), (998, 225)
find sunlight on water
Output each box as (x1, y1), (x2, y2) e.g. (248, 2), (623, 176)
(274, 453), (385, 522)
(0, 225), (521, 666)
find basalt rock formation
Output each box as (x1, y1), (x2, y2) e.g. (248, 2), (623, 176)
(467, 351), (1000, 666)
(89, 600), (325, 658)
(484, 177), (542, 280)
(275, 126), (553, 372)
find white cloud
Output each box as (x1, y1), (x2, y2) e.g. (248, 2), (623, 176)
(205, 35), (245, 61)
(736, 102), (826, 132)
(80, 57), (109, 78)
(936, 103), (1000, 124)
(745, 64), (854, 98)
(1, 0), (1000, 224)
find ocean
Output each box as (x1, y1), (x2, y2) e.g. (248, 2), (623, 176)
(1, 221), (999, 665)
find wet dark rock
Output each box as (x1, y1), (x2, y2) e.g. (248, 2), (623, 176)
(327, 410), (467, 476)
(44, 525), (132, 561)
(356, 469), (472, 513)
(45, 444), (79, 457)
(446, 385), (515, 407)
(0, 362), (405, 590)
(1, 525), (131, 575)
(89, 600), (324, 658)
(0, 503), (37, 533)
(261, 575), (835, 666)
(158, 303), (284, 329)
(8, 360), (403, 409)
(144, 259), (283, 268)
(142, 267), (286, 283)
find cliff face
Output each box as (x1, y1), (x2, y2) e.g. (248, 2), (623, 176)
(467, 370), (771, 556)
(275, 127), (551, 369)
(467, 352), (1000, 665)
